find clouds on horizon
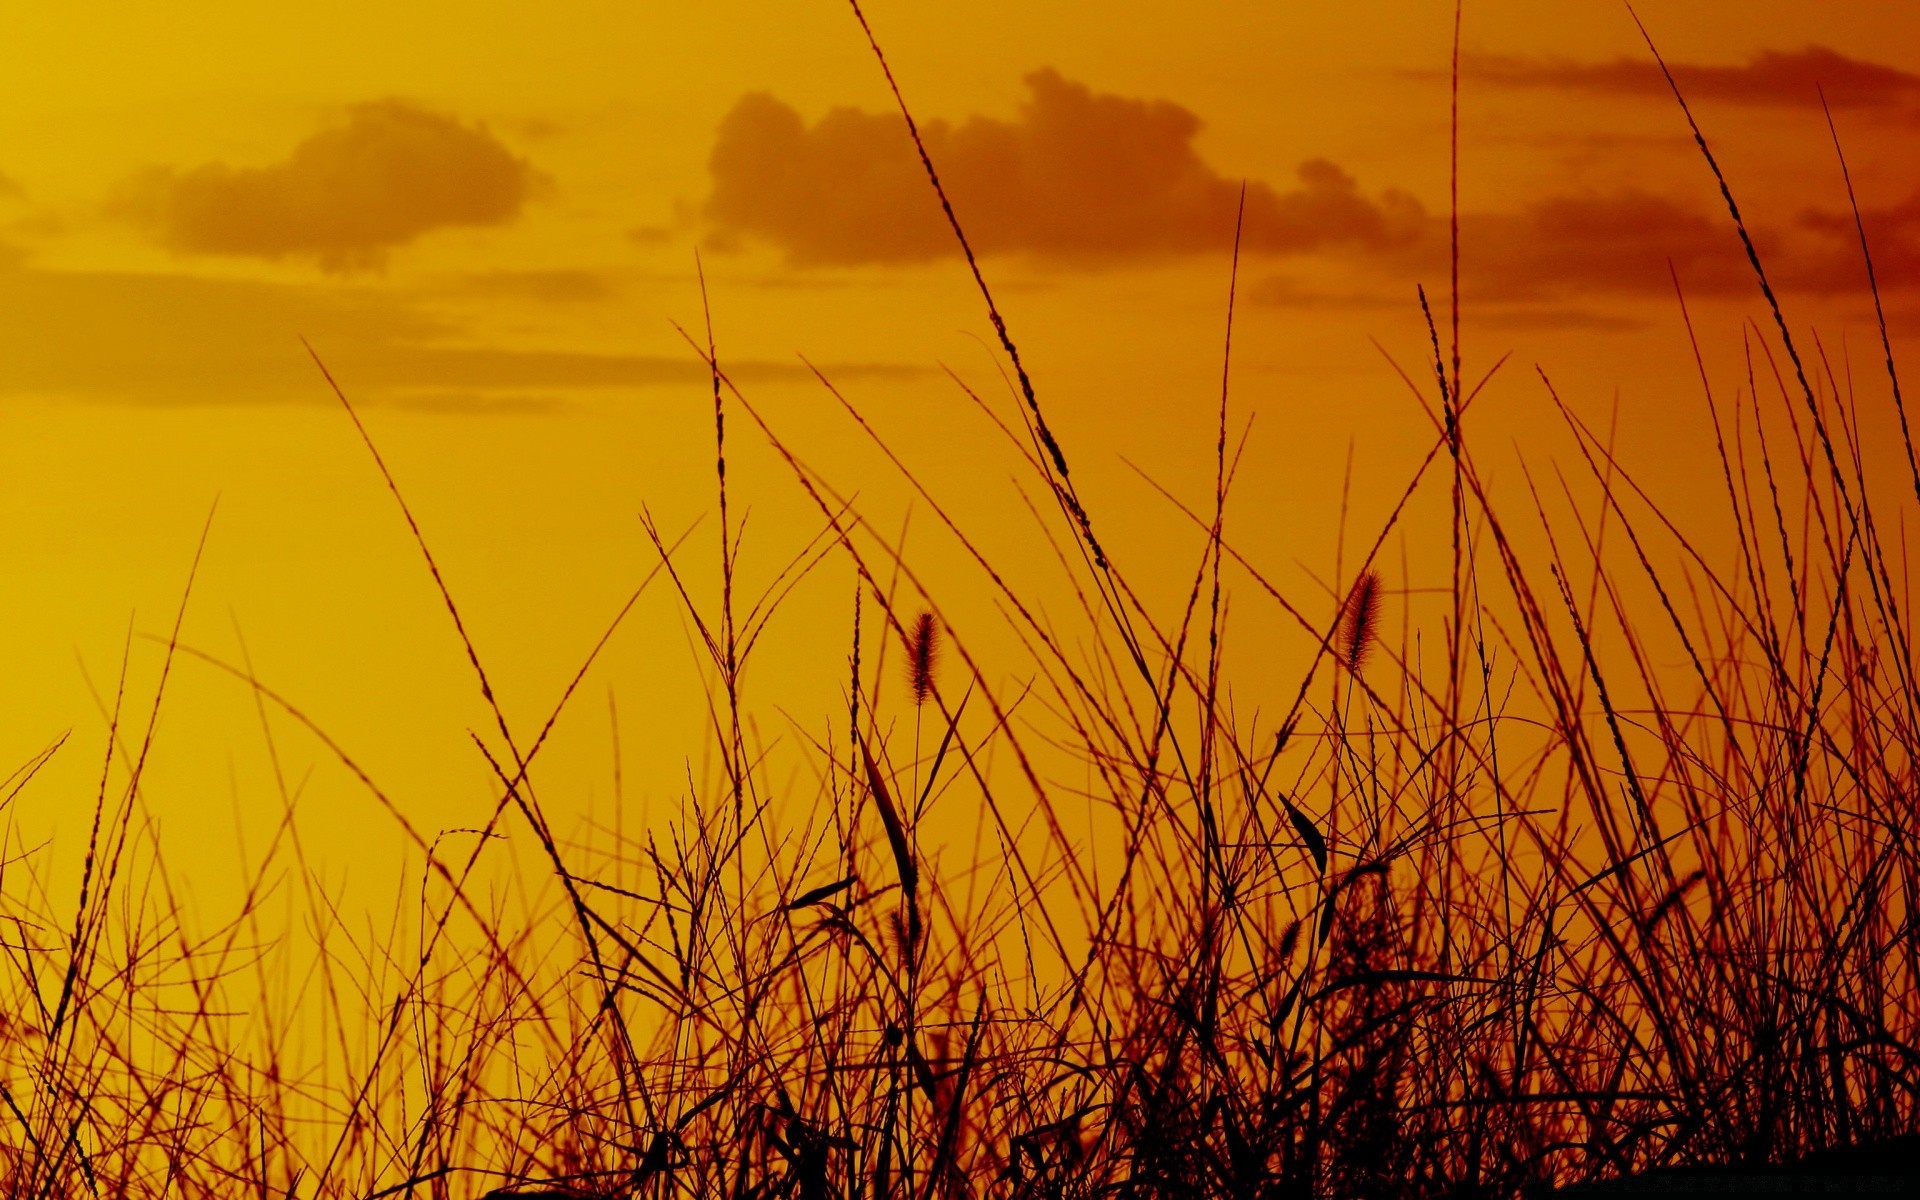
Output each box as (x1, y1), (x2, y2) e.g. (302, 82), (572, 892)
(1453, 189), (1753, 300)
(701, 66), (1916, 317)
(1248, 188), (1748, 323)
(1458, 184), (1920, 303)
(704, 70), (1426, 266)
(0, 60), (1902, 409)
(115, 101), (541, 272)
(1463, 45), (1920, 110)
(1423, 190), (1920, 311)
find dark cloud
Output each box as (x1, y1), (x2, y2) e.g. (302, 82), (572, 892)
(1412, 186), (1920, 304)
(704, 70), (1425, 265)
(0, 262), (919, 407)
(1792, 189), (1920, 291)
(1444, 183), (1920, 304)
(115, 101), (541, 272)
(1464, 45), (1920, 110)
(1451, 189), (1756, 301)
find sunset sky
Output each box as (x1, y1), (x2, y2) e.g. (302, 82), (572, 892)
(1, 0), (1915, 904)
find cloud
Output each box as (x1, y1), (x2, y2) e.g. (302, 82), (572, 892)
(1792, 189), (1920, 291)
(1450, 189), (1756, 301)
(115, 101), (540, 272)
(1246, 194), (1736, 323)
(1406, 186), (1920, 305)
(706, 66), (1912, 309)
(0, 262), (919, 407)
(704, 70), (1425, 265)
(1451, 184), (1920, 303)
(1464, 45), (1920, 110)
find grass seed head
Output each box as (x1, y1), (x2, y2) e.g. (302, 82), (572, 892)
(906, 610), (941, 706)
(1340, 570), (1381, 674)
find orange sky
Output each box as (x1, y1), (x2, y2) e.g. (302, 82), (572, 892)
(0, 0), (1915, 913)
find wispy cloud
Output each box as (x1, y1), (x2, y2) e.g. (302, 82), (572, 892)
(0, 263), (918, 407)
(704, 70), (1424, 265)
(114, 101), (541, 272)
(1473, 307), (1650, 333)
(1462, 45), (1920, 110)
(430, 269), (616, 304)
(385, 391), (566, 415)
(1246, 276), (1404, 310)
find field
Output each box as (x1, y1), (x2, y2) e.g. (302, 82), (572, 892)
(0, 5), (1915, 1198)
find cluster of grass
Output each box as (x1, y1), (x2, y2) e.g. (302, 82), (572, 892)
(0, 11), (1916, 1200)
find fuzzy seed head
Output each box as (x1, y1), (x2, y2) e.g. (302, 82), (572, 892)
(1340, 570), (1381, 675)
(906, 610), (940, 706)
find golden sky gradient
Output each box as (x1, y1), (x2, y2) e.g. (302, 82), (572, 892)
(0, 0), (1915, 909)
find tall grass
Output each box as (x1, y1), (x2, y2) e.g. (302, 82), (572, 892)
(0, 14), (1915, 1200)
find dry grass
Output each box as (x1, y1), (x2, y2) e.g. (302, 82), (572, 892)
(0, 12), (1914, 1200)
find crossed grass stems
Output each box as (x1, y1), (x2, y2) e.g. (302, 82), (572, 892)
(0, 8), (1917, 1199)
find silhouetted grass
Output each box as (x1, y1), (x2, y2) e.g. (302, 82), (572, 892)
(0, 11), (1914, 1200)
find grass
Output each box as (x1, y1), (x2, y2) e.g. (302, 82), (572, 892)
(0, 10), (1915, 1200)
